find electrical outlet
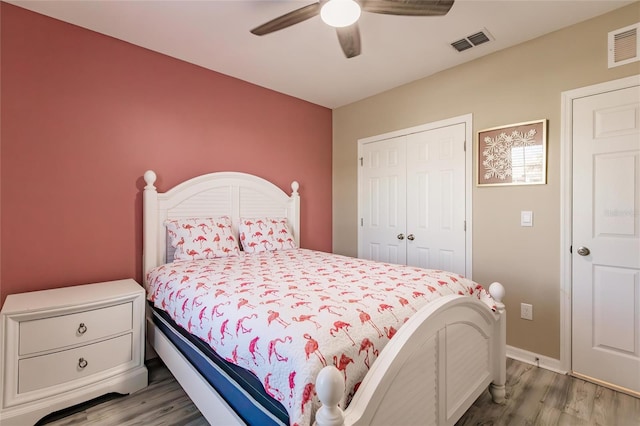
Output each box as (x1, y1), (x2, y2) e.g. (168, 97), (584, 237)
(521, 303), (533, 320)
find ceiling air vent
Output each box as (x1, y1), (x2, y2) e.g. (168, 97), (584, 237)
(451, 29), (493, 52)
(608, 23), (639, 68)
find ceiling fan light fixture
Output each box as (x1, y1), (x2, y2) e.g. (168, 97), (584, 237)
(321, 0), (361, 28)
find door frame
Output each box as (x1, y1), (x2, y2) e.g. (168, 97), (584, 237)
(357, 113), (473, 278)
(559, 74), (640, 373)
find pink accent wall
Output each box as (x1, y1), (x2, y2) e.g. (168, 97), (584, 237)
(0, 4), (332, 305)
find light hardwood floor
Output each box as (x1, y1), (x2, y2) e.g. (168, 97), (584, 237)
(40, 358), (639, 426)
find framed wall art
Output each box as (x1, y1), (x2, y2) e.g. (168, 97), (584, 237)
(476, 119), (547, 186)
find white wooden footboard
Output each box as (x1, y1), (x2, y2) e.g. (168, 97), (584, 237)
(316, 283), (506, 426)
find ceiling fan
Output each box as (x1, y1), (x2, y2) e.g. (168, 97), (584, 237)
(250, 0), (455, 59)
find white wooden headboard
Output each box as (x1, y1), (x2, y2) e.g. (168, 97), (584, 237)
(142, 170), (300, 284)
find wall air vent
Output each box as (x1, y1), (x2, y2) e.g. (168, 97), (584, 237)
(451, 29), (493, 53)
(608, 23), (639, 68)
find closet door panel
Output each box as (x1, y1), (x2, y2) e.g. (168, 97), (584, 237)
(360, 136), (407, 264)
(406, 124), (466, 274)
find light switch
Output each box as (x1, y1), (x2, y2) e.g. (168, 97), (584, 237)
(521, 211), (533, 227)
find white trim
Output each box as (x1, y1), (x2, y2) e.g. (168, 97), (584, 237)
(559, 75), (640, 374)
(357, 113), (474, 278)
(506, 345), (565, 375)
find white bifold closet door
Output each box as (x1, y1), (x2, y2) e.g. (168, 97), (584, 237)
(359, 123), (467, 275)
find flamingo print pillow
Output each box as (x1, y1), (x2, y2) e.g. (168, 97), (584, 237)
(165, 217), (240, 261)
(239, 217), (297, 253)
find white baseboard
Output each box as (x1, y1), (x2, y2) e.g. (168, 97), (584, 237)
(506, 345), (566, 374)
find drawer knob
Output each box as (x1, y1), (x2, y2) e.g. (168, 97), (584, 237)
(78, 357), (88, 369)
(77, 323), (87, 335)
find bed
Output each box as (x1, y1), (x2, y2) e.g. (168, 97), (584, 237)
(142, 170), (506, 426)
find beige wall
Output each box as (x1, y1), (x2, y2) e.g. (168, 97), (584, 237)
(332, 3), (640, 359)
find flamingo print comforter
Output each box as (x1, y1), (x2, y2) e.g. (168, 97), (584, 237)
(146, 249), (496, 426)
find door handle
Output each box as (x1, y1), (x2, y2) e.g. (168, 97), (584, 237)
(407, 234), (415, 241)
(577, 246), (590, 256)
(397, 234), (405, 240)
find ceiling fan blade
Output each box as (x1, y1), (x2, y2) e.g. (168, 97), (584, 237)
(251, 2), (321, 36)
(336, 24), (362, 58)
(362, 0), (454, 16)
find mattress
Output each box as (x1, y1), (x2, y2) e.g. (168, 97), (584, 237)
(146, 248), (496, 425)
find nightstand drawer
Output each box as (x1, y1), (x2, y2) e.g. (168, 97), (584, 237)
(19, 302), (133, 355)
(18, 333), (133, 394)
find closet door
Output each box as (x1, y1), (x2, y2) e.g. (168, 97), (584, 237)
(360, 136), (407, 264)
(405, 124), (467, 274)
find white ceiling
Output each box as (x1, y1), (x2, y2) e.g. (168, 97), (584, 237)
(8, 0), (635, 108)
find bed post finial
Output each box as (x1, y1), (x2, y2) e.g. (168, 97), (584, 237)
(315, 366), (345, 426)
(291, 180), (299, 195)
(144, 170), (157, 189)
(488, 282), (505, 307)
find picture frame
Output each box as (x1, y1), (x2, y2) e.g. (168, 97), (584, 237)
(476, 119), (547, 186)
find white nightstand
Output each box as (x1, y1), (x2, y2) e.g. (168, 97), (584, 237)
(0, 279), (148, 425)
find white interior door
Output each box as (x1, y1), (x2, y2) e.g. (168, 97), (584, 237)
(406, 124), (466, 274)
(360, 136), (407, 264)
(572, 84), (640, 393)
